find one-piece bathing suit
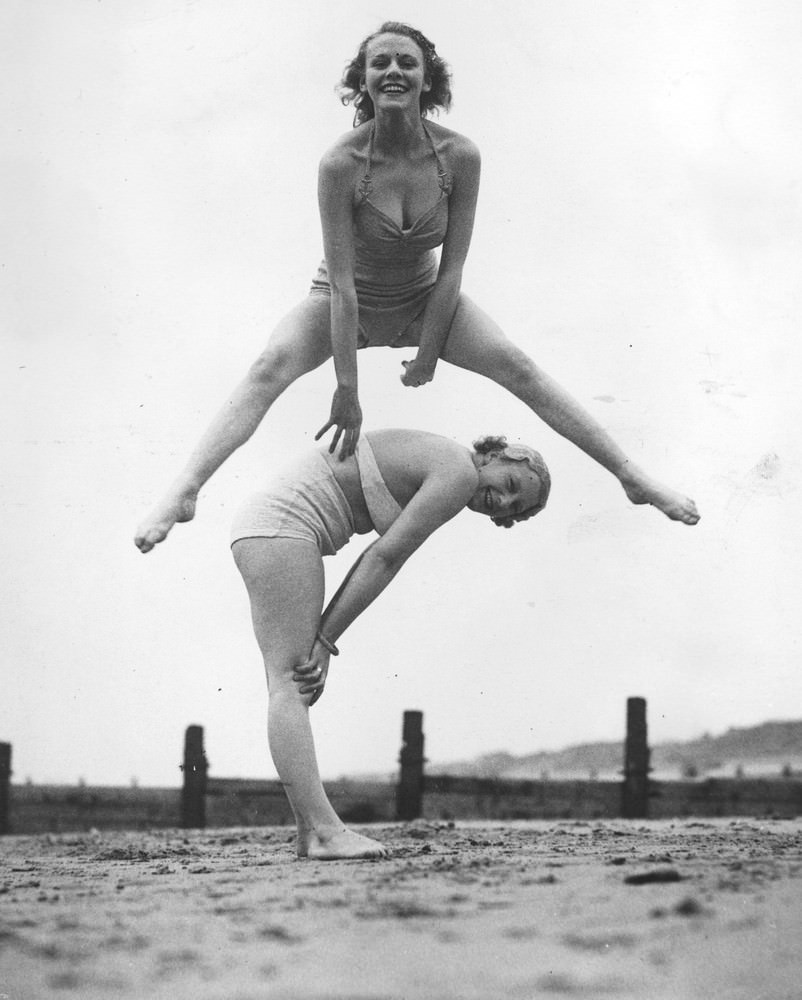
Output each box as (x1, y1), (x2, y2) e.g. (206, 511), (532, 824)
(230, 435), (402, 556)
(309, 121), (453, 348)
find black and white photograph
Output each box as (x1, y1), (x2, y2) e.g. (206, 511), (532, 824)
(2, 2), (800, 997)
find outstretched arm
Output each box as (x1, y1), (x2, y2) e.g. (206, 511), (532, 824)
(401, 137), (481, 389)
(293, 464), (476, 702)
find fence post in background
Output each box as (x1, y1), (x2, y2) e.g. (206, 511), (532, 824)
(0, 743), (11, 835)
(621, 697), (650, 819)
(396, 711), (425, 821)
(181, 725), (208, 829)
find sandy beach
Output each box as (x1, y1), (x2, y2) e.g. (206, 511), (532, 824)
(1, 818), (800, 999)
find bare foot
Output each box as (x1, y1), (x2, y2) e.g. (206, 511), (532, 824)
(134, 488), (197, 553)
(619, 465), (700, 525)
(298, 827), (388, 861)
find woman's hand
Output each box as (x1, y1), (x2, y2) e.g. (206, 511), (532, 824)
(400, 356), (437, 388)
(315, 385), (362, 459)
(292, 641), (331, 706)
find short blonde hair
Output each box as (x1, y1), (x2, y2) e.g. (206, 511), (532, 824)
(473, 435), (551, 528)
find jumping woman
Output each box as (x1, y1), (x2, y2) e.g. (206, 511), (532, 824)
(135, 20), (698, 555)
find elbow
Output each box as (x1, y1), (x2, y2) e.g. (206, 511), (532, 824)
(367, 544), (407, 580)
(436, 265), (464, 292)
(330, 285), (359, 327)
(328, 274), (357, 301)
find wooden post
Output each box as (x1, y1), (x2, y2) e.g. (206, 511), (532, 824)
(0, 743), (11, 835)
(181, 725), (208, 829)
(396, 710), (425, 821)
(622, 697), (650, 818)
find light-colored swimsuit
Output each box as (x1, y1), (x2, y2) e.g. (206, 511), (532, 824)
(309, 121), (453, 348)
(230, 435), (402, 556)
(355, 435), (403, 534)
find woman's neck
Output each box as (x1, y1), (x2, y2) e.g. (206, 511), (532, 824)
(371, 110), (428, 156)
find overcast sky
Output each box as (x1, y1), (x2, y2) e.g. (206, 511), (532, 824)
(2, 0), (800, 786)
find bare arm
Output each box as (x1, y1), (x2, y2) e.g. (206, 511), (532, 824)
(401, 137), (482, 387)
(294, 460), (476, 702)
(315, 147), (363, 458)
(322, 466), (474, 640)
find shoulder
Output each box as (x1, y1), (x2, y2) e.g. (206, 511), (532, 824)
(369, 427), (469, 462)
(367, 431), (478, 555)
(319, 124), (372, 178)
(370, 429), (478, 500)
(425, 122), (481, 170)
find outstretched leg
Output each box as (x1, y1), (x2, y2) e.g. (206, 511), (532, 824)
(441, 295), (699, 524)
(232, 537), (387, 860)
(135, 297), (334, 552)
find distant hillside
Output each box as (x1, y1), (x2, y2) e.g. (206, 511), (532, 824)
(430, 720), (802, 782)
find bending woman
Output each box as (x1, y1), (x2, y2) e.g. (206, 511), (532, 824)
(135, 21), (697, 555)
(232, 428), (550, 859)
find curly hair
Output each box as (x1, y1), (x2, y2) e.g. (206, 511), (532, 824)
(338, 22), (452, 127)
(473, 435), (552, 529)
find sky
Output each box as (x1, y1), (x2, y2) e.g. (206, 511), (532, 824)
(2, 0), (801, 787)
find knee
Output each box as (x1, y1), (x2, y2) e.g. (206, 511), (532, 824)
(247, 342), (296, 393)
(265, 657), (315, 706)
(269, 683), (314, 711)
(489, 344), (541, 396)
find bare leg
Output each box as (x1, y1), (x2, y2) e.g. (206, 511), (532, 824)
(441, 296), (699, 524)
(233, 537), (387, 860)
(135, 297), (334, 552)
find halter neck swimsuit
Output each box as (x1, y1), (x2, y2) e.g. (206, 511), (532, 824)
(310, 121), (453, 347)
(355, 435), (403, 533)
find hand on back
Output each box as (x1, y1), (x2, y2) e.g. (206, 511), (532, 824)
(316, 385), (363, 459)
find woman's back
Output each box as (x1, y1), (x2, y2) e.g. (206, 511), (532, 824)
(323, 428), (474, 534)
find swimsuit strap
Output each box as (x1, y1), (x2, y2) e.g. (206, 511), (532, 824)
(422, 120), (453, 196)
(356, 435), (402, 534)
(358, 123), (375, 201)
(358, 120), (452, 201)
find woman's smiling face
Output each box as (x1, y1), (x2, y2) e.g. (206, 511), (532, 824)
(467, 456), (546, 526)
(362, 33), (430, 111)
